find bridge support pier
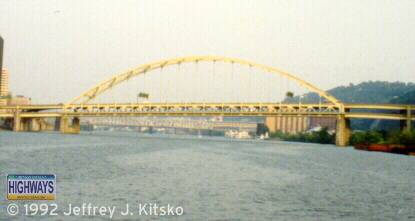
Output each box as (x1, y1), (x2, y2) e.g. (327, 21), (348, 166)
(401, 119), (412, 132)
(29, 118), (41, 131)
(335, 114), (351, 146)
(13, 112), (22, 132)
(59, 116), (80, 134)
(12, 112), (31, 132)
(400, 106), (412, 132)
(12, 113), (52, 132)
(26, 118), (53, 131)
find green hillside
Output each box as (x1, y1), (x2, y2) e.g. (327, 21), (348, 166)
(285, 81), (415, 104)
(284, 81), (415, 130)
(389, 90), (415, 104)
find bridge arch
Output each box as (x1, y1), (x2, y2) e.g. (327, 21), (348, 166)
(68, 56), (341, 106)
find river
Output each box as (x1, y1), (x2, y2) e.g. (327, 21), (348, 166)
(0, 131), (414, 220)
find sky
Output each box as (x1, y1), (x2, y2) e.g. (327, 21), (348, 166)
(0, 0), (414, 103)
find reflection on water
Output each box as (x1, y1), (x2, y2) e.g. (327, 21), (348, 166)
(0, 131), (414, 220)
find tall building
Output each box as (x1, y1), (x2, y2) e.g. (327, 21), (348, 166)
(0, 35), (5, 105)
(0, 35), (3, 72)
(0, 69), (9, 105)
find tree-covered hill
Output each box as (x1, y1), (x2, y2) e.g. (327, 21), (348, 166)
(285, 81), (415, 104)
(389, 90), (415, 104)
(284, 81), (415, 130)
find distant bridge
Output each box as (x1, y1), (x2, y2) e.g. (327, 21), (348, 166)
(0, 56), (413, 146)
(84, 117), (257, 131)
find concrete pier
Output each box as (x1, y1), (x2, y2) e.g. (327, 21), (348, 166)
(335, 114), (351, 146)
(400, 106), (412, 132)
(59, 116), (80, 134)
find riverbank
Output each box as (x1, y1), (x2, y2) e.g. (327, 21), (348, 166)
(350, 129), (415, 155)
(269, 127), (335, 144)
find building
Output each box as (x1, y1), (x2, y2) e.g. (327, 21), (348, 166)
(308, 117), (336, 131)
(8, 95), (31, 105)
(266, 116), (309, 134)
(0, 35), (7, 106)
(265, 116), (337, 134)
(0, 69), (9, 105)
(0, 37), (31, 106)
(0, 35), (3, 72)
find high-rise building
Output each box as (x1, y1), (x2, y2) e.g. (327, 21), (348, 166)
(0, 69), (9, 105)
(0, 36), (5, 105)
(0, 35), (3, 72)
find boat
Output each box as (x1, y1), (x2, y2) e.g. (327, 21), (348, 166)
(389, 144), (406, 154)
(367, 144), (392, 152)
(225, 130), (252, 139)
(354, 144), (369, 151)
(354, 143), (415, 156)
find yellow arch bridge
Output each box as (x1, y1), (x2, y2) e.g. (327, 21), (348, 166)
(0, 56), (413, 146)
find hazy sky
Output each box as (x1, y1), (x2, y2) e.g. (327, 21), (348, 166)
(0, 0), (414, 103)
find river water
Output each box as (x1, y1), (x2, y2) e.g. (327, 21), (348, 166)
(0, 131), (414, 221)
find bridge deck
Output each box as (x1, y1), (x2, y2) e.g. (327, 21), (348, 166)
(0, 103), (413, 120)
(1, 103), (414, 109)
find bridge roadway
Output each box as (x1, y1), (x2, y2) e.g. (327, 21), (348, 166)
(0, 103), (414, 120)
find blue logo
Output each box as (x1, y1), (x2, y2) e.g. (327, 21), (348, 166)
(7, 174), (56, 200)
